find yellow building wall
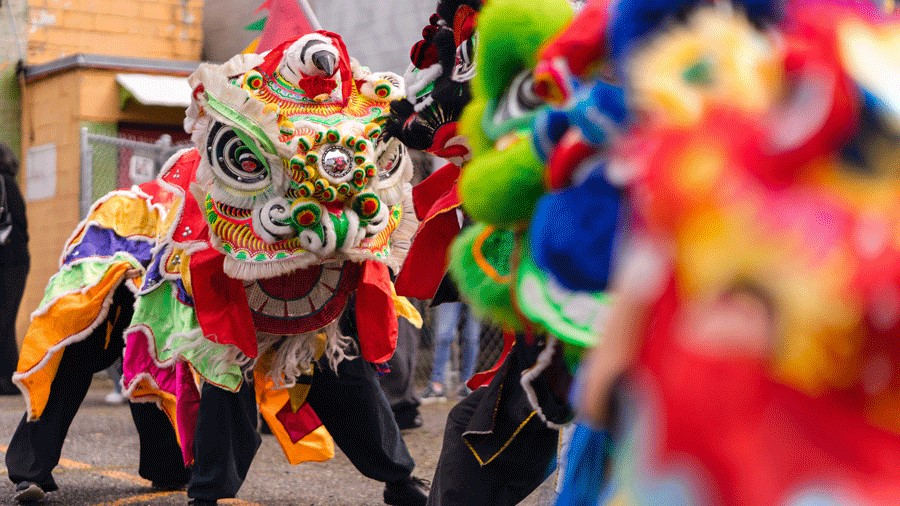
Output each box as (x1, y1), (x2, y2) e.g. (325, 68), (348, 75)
(27, 0), (204, 64)
(16, 68), (188, 338)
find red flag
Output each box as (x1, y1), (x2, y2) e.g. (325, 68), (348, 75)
(256, 0), (317, 53)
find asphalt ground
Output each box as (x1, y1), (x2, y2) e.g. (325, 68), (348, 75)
(0, 379), (556, 505)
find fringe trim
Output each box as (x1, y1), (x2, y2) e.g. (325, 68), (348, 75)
(221, 249), (321, 281)
(218, 53), (266, 79)
(156, 148), (197, 181)
(323, 319), (356, 373)
(14, 276), (124, 421)
(162, 330), (251, 391)
(519, 337), (567, 430)
(374, 141), (414, 207)
(387, 191), (419, 274)
(121, 371), (166, 411)
(404, 63), (443, 107)
(251, 320), (357, 388)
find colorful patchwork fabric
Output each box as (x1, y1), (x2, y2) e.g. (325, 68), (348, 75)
(15, 32), (418, 466)
(541, 1), (899, 503)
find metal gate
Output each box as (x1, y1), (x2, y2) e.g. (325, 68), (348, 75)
(79, 128), (192, 217)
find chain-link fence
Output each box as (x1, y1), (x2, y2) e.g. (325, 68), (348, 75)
(79, 128), (192, 218)
(412, 302), (506, 396)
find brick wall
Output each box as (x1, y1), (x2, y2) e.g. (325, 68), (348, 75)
(26, 0), (204, 64)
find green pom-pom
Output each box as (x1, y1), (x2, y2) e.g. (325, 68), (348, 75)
(448, 224), (523, 330)
(459, 138), (544, 227)
(472, 0), (573, 101)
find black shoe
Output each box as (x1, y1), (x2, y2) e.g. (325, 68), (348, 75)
(13, 482), (45, 504)
(187, 499), (217, 506)
(384, 476), (429, 506)
(394, 409), (424, 431)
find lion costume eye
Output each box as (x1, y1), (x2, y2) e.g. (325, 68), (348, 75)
(206, 122), (271, 190)
(493, 69), (543, 125)
(452, 35), (477, 83)
(376, 138), (406, 181)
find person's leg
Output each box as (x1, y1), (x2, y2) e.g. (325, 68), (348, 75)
(459, 307), (482, 386)
(429, 388), (559, 506)
(380, 315), (422, 429)
(429, 302), (462, 391)
(129, 402), (191, 487)
(307, 355), (427, 505)
(0, 262), (28, 392)
(6, 297), (124, 491)
(483, 417), (559, 505)
(307, 355), (415, 482)
(187, 378), (260, 502)
(427, 386), (494, 506)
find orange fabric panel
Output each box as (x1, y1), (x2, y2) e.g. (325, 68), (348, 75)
(129, 381), (181, 448)
(255, 372), (335, 465)
(16, 263), (130, 420)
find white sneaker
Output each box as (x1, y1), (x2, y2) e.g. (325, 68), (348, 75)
(104, 391), (126, 404)
(419, 383), (447, 404)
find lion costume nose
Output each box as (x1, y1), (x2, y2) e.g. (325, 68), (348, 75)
(312, 50), (337, 77)
(255, 197), (296, 243)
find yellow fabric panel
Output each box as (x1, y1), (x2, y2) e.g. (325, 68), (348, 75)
(391, 286), (423, 329)
(70, 194), (161, 247)
(16, 263), (130, 420)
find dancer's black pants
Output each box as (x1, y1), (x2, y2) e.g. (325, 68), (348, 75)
(0, 260), (29, 387)
(427, 367), (559, 505)
(379, 315), (422, 426)
(187, 352), (417, 500)
(5, 287), (190, 489)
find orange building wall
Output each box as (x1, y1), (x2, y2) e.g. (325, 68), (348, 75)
(15, 0), (203, 337)
(26, 0), (203, 65)
(17, 67), (189, 338)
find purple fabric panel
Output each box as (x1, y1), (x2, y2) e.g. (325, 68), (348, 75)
(64, 225), (154, 267)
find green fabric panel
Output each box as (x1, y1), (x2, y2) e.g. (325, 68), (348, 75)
(82, 122), (119, 200)
(515, 242), (608, 349)
(133, 282), (243, 390)
(38, 254), (140, 310)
